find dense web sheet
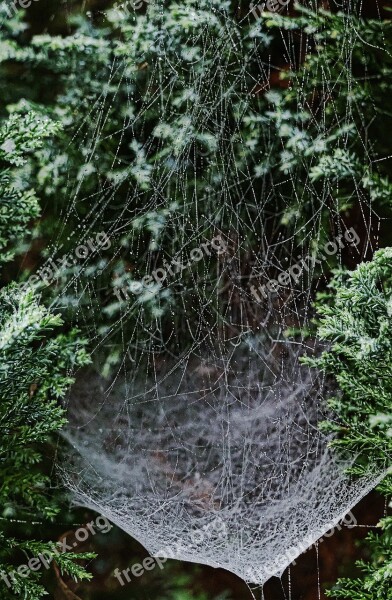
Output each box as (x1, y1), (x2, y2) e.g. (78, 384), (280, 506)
(38, 0), (389, 587)
(63, 341), (381, 585)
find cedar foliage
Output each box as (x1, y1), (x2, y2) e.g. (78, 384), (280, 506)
(0, 110), (93, 598)
(304, 249), (392, 599)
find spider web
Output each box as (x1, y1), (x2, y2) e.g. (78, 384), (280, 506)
(33, 0), (389, 588)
